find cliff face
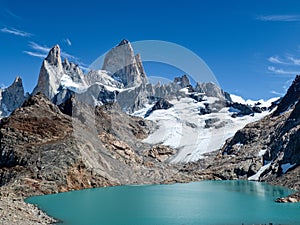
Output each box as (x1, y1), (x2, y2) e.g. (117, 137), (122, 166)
(102, 39), (147, 87)
(0, 77), (26, 118)
(0, 93), (183, 197)
(203, 75), (300, 190)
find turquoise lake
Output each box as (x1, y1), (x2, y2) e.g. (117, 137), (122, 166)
(26, 180), (300, 225)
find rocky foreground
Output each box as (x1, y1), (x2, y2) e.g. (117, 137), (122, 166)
(0, 189), (55, 225)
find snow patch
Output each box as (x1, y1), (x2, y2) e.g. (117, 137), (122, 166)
(136, 97), (270, 163)
(248, 162), (272, 181)
(60, 74), (87, 93)
(281, 163), (296, 174)
(258, 149), (267, 157)
(230, 94), (279, 108)
(179, 87), (189, 94)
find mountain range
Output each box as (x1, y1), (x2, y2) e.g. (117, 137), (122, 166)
(0, 39), (299, 223)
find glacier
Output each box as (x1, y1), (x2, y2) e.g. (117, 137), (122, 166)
(133, 93), (274, 163)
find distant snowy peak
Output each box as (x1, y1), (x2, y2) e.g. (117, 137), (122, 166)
(102, 39), (147, 88)
(195, 82), (230, 101)
(230, 94), (280, 108)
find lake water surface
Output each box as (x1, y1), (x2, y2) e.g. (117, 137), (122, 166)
(26, 180), (300, 225)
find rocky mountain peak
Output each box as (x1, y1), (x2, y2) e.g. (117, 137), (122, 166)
(0, 76), (26, 118)
(32, 45), (65, 101)
(273, 75), (300, 116)
(174, 75), (190, 88)
(117, 39), (130, 46)
(13, 76), (22, 84)
(45, 44), (62, 66)
(195, 82), (226, 100)
(102, 39), (147, 87)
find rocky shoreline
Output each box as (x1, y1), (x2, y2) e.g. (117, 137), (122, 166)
(0, 189), (56, 225)
(275, 191), (300, 203)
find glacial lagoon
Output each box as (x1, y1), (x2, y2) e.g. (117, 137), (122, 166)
(26, 180), (300, 225)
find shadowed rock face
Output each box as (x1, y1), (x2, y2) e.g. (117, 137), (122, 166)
(145, 98), (174, 117)
(202, 75), (300, 191)
(0, 77), (26, 118)
(273, 75), (300, 116)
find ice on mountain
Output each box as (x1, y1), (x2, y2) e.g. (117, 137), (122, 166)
(230, 94), (279, 108)
(60, 74), (87, 94)
(281, 163), (296, 174)
(248, 162), (272, 181)
(138, 96), (271, 163)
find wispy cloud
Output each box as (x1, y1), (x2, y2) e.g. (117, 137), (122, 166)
(64, 38), (72, 46)
(1, 27), (32, 37)
(26, 41), (78, 61)
(270, 90), (284, 96)
(23, 51), (47, 58)
(268, 55), (300, 66)
(268, 56), (287, 64)
(5, 9), (21, 20)
(28, 41), (50, 53)
(257, 15), (300, 22)
(283, 78), (294, 91)
(24, 41), (89, 70)
(268, 66), (300, 75)
(287, 56), (300, 66)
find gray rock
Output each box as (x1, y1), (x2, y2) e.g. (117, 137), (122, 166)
(203, 75), (300, 191)
(273, 75), (300, 116)
(32, 45), (64, 100)
(145, 98), (174, 117)
(195, 82), (226, 100)
(174, 75), (190, 88)
(102, 39), (147, 87)
(0, 77), (26, 118)
(204, 118), (220, 128)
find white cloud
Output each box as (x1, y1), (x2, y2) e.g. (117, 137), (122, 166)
(23, 51), (47, 58)
(28, 41), (50, 53)
(78, 64), (90, 72)
(257, 15), (300, 22)
(268, 66), (300, 75)
(24, 41), (88, 70)
(268, 56), (287, 64)
(283, 78), (294, 91)
(287, 56), (300, 66)
(1, 27), (32, 37)
(26, 41), (78, 60)
(270, 90), (284, 96)
(64, 38), (72, 46)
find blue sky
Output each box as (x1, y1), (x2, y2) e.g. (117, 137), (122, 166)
(1, 0), (300, 100)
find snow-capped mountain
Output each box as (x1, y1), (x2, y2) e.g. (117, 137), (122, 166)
(0, 39), (278, 163)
